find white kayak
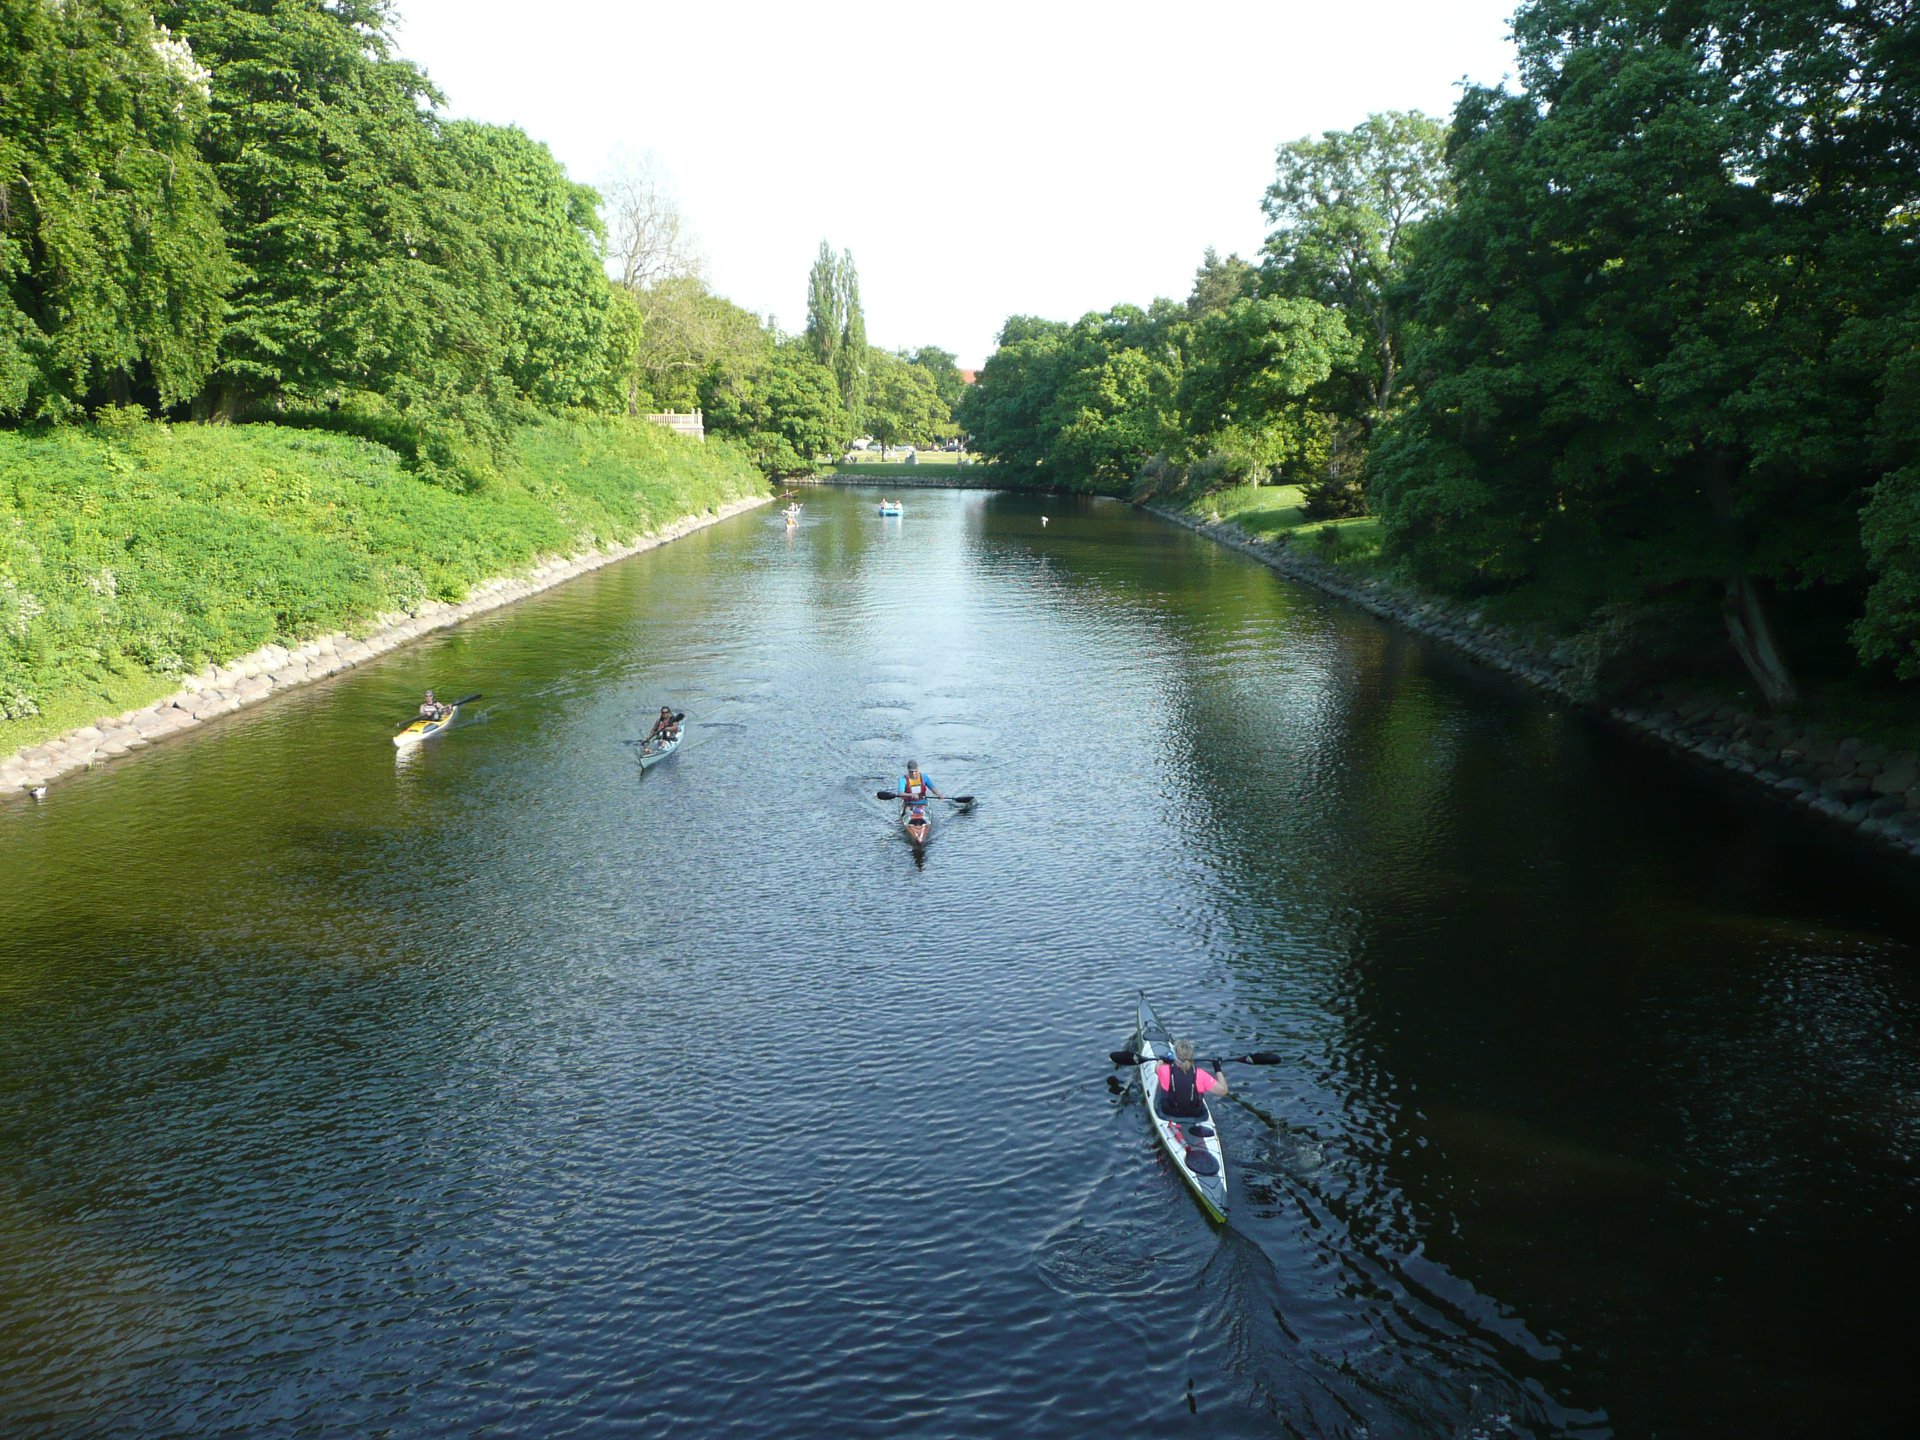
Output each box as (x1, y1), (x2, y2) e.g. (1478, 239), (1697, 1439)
(638, 714), (685, 769)
(1134, 993), (1229, 1223)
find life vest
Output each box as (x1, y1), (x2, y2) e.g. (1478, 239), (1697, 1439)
(901, 774), (928, 800)
(1160, 1061), (1207, 1118)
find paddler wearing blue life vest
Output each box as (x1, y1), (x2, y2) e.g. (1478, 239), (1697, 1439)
(898, 759), (943, 819)
(1156, 1039), (1229, 1117)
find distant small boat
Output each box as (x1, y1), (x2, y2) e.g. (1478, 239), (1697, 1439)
(878, 502), (903, 517)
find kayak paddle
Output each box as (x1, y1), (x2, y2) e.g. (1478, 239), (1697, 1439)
(1109, 1049), (1284, 1068)
(398, 691), (480, 725)
(876, 791), (974, 805)
(631, 711), (686, 747)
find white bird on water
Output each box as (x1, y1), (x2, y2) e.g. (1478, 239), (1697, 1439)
(1041, 516), (1049, 526)
(28, 785), (46, 800)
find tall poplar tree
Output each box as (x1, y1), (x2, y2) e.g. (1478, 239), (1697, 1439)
(804, 240), (843, 384)
(835, 248), (867, 421)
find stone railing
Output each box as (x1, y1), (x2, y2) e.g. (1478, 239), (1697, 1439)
(644, 410), (704, 441)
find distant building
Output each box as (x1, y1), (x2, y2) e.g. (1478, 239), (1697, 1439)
(958, 370), (979, 386)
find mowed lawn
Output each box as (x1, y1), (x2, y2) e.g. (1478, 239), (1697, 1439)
(1192, 483), (1383, 566)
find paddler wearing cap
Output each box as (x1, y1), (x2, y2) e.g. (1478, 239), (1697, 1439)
(897, 759), (943, 822)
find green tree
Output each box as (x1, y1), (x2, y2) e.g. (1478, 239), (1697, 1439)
(907, 346), (966, 414)
(804, 240), (843, 383)
(963, 306), (1182, 490)
(1051, 342), (1171, 487)
(835, 248), (867, 420)
(1373, 0), (1915, 707)
(1262, 111), (1450, 428)
(154, 0), (445, 418)
(1186, 248), (1260, 318)
(701, 337), (847, 476)
(629, 279), (768, 414)
(601, 152), (703, 414)
(0, 0), (231, 419)
(433, 122), (619, 411)
(957, 316), (1070, 475)
(863, 350), (943, 457)
(1179, 295), (1353, 490)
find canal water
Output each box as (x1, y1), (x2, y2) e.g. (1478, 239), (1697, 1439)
(2, 487), (1916, 1438)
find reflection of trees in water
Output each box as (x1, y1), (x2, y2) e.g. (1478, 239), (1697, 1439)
(1342, 761), (1920, 1434)
(1032, 510), (1604, 1430)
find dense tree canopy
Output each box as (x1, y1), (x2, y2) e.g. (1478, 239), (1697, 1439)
(427, 121), (622, 412)
(1179, 295), (1353, 489)
(906, 346), (967, 413)
(1262, 110), (1449, 429)
(964, 0), (1920, 701)
(701, 337), (846, 477)
(151, 0), (449, 417)
(1371, 0), (1919, 701)
(1, 0), (231, 419)
(959, 307), (1187, 491)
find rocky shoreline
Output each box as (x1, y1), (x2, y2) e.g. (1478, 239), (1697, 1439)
(1149, 503), (1920, 867)
(1, 492), (771, 798)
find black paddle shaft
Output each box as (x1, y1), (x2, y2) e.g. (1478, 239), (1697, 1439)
(1108, 1049), (1284, 1067)
(399, 692), (480, 725)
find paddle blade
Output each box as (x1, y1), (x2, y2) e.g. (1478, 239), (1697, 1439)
(950, 795), (975, 806)
(451, 693), (482, 706)
(1109, 1050), (1147, 1066)
(1234, 1052), (1284, 1066)
(876, 791), (899, 801)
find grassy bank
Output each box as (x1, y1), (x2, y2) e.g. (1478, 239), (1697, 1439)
(0, 414), (765, 752)
(826, 452), (975, 480)
(1189, 484), (1920, 753)
(1188, 483), (1384, 567)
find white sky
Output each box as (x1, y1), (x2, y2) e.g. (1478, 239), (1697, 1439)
(390, 0), (1519, 368)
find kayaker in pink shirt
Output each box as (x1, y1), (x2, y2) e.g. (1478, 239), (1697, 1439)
(1157, 1039), (1229, 1117)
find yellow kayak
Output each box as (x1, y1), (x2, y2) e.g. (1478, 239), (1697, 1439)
(393, 693), (477, 747)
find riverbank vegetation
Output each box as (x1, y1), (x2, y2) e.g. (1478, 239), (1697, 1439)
(1, 0), (965, 749)
(961, 0), (1920, 720)
(0, 411), (761, 744)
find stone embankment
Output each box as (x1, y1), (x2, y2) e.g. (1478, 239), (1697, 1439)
(1151, 503), (1920, 867)
(1, 493), (770, 796)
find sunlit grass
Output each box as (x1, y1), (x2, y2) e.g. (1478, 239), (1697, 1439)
(1186, 484), (1383, 567)
(827, 451), (973, 479)
(1, 672), (182, 754)
(0, 414), (765, 757)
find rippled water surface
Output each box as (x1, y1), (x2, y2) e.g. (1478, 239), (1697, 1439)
(4, 488), (1918, 1437)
